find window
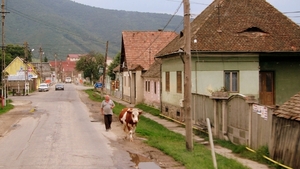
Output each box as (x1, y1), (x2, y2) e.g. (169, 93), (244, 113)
(145, 80), (150, 92)
(224, 71), (239, 92)
(165, 72), (170, 92)
(177, 71), (182, 93)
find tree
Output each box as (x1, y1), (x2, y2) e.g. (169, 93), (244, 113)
(0, 44), (33, 81)
(107, 52), (121, 80)
(75, 52), (105, 83)
(43, 56), (48, 62)
(0, 44), (33, 67)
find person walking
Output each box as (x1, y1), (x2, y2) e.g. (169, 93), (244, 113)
(101, 95), (115, 131)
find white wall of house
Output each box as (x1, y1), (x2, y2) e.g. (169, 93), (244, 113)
(122, 70), (144, 104)
(143, 78), (161, 109)
(123, 72), (131, 99)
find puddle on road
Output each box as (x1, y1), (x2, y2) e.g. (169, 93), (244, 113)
(128, 151), (161, 169)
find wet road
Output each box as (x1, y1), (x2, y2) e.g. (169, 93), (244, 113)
(0, 84), (134, 169)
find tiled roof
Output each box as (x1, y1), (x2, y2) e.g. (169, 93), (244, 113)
(274, 92), (300, 121)
(142, 60), (161, 78)
(68, 54), (86, 59)
(157, 0), (300, 57)
(122, 31), (177, 70)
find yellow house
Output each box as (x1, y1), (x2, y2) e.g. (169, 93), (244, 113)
(4, 57), (40, 93)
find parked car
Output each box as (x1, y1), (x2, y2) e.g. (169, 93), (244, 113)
(38, 83), (49, 92)
(55, 83), (64, 91)
(65, 77), (72, 83)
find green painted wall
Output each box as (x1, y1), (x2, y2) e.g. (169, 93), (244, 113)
(195, 58), (259, 96)
(260, 60), (300, 105)
(162, 55), (259, 105)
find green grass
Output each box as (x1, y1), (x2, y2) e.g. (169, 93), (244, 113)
(135, 104), (161, 116)
(0, 99), (15, 115)
(136, 116), (249, 169)
(86, 91), (250, 169)
(85, 89), (104, 102)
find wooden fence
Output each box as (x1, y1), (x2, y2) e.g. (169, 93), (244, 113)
(191, 93), (274, 150)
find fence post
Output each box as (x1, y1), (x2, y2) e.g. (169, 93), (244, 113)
(207, 118), (218, 169)
(246, 95), (256, 147)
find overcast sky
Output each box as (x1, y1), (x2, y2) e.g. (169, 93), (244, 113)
(71, 0), (300, 24)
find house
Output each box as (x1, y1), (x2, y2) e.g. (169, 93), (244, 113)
(111, 65), (122, 99)
(120, 30), (178, 104)
(270, 93), (300, 169)
(141, 60), (161, 109)
(31, 62), (52, 83)
(67, 54), (86, 62)
(5, 57), (39, 93)
(48, 54), (84, 83)
(156, 0), (300, 120)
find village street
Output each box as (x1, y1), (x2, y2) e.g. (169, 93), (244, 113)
(0, 84), (184, 169)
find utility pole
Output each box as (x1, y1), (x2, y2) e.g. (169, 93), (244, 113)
(39, 47), (43, 82)
(24, 41), (29, 95)
(183, 0), (193, 151)
(1, 0), (8, 106)
(54, 53), (57, 83)
(102, 41), (109, 93)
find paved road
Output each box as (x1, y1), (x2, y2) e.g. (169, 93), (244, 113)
(0, 84), (133, 169)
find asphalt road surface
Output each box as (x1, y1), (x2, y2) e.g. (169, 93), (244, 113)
(0, 84), (134, 169)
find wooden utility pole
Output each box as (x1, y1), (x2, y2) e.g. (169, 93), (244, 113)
(24, 41), (29, 95)
(39, 47), (43, 82)
(54, 53), (57, 83)
(102, 41), (109, 92)
(1, 0), (8, 106)
(183, 0), (193, 151)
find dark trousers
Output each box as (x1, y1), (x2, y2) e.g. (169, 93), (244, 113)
(104, 114), (112, 130)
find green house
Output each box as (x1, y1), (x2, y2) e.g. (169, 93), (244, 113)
(156, 0), (300, 117)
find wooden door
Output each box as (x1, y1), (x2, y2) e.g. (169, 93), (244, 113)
(259, 72), (274, 105)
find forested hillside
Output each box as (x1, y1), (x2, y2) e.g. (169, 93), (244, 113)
(4, 0), (183, 60)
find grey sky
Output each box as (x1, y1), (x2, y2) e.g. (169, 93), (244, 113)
(71, 0), (300, 24)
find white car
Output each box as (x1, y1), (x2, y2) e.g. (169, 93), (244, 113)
(65, 77), (72, 83)
(38, 83), (49, 92)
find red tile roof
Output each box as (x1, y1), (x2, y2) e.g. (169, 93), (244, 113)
(142, 60), (161, 78)
(157, 0), (300, 57)
(122, 31), (177, 70)
(274, 92), (300, 121)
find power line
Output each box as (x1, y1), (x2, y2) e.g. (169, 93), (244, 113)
(128, 2), (183, 63)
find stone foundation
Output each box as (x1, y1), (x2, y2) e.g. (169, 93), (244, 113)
(161, 102), (184, 122)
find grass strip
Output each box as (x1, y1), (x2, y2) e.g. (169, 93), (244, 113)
(86, 90), (249, 169)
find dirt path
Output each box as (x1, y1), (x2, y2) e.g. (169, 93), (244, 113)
(78, 90), (186, 169)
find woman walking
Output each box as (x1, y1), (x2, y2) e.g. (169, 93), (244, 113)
(101, 95), (115, 131)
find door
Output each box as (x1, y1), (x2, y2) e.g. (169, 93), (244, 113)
(259, 72), (274, 105)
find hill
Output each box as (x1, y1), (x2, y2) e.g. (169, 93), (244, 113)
(4, 0), (183, 60)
